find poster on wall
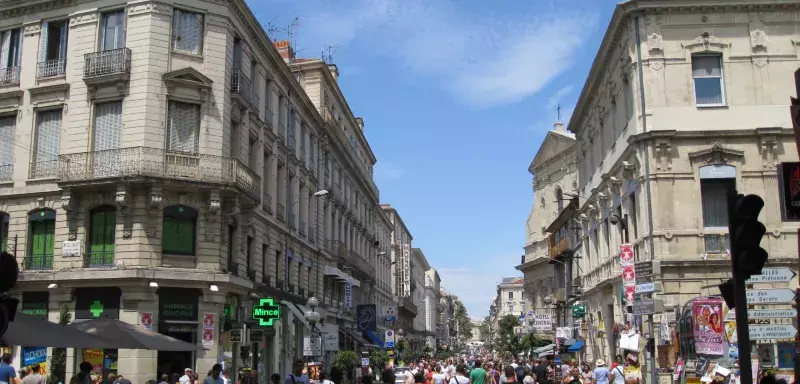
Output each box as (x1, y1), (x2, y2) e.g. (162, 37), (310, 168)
(140, 312), (153, 331)
(204, 313), (216, 329)
(22, 347), (47, 374)
(692, 298), (725, 355)
(203, 328), (215, 346)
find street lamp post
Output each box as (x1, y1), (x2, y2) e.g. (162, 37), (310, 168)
(304, 297), (323, 364)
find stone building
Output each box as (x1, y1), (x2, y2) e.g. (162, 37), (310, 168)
(0, 0), (388, 381)
(494, 277), (526, 319)
(381, 204), (417, 339)
(410, 247), (429, 348)
(567, 0), (800, 366)
(423, 268), (441, 348)
(518, 120), (577, 332)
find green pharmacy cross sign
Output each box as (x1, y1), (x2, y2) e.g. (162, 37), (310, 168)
(252, 298), (280, 327)
(90, 300), (105, 318)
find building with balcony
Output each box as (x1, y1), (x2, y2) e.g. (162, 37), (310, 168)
(0, 0), (387, 381)
(409, 247), (428, 347)
(568, 0), (800, 365)
(495, 277), (526, 319)
(381, 204), (416, 335)
(518, 119), (576, 335)
(423, 269), (441, 348)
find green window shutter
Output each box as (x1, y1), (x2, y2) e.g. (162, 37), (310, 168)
(175, 218), (194, 254)
(104, 211), (116, 258)
(44, 219), (54, 266)
(30, 221), (43, 266)
(162, 216), (177, 253)
(90, 211), (105, 257)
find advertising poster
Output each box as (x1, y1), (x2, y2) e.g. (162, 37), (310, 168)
(22, 347), (47, 374)
(778, 343), (795, 368)
(140, 312), (153, 331)
(692, 298), (725, 355)
(83, 349), (104, 373)
(724, 320), (737, 343)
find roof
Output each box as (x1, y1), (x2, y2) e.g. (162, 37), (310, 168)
(529, 128), (576, 174)
(499, 277), (524, 286)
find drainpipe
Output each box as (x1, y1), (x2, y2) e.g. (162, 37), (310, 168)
(634, 12), (658, 384)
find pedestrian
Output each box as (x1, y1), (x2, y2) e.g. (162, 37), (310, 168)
(116, 375), (132, 384)
(500, 366), (517, 384)
(381, 368), (394, 384)
(70, 362), (93, 384)
(563, 369), (580, 384)
(468, 360), (487, 384)
(159, 375), (170, 384)
(180, 369), (194, 384)
(0, 354), (15, 384)
(203, 364), (223, 384)
(590, 360), (609, 384)
(534, 360), (549, 384)
(285, 360), (308, 384)
(580, 365), (592, 384)
(22, 367), (44, 384)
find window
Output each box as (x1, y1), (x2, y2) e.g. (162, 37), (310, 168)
(0, 115), (15, 179)
(506, 303), (513, 312)
(701, 178), (735, 229)
(692, 55), (725, 106)
(555, 188), (564, 212)
(630, 194), (639, 239)
(167, 101), (200, 154)
(171, 9), (203, 55)
(38, 20), (68, 78)
(88, 206), (116, 267)
(162, 205), (197, 255)
(508, 291), (513, 299)
(31, 109), (62, 179)
(246, 236), (253, 272)
(27, 209), (55, 270)
(624, 80), (634, 124)
(0, 212), (8, 252)
(0, 28), (22, 84)
(101, 10), (125, 51)
(262, 243), (269, 280)
(603, 218), (610, 249)
(227, 224), (236, 271)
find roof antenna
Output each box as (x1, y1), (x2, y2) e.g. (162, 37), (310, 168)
(322, 45), (339, 64)
(287, 16), (300, 50)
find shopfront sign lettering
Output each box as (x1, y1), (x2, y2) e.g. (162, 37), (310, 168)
(252, 298), (280, 327)
(161, 303), (195, 318)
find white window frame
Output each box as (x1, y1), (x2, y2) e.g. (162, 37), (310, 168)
(692, 54), (727, 108)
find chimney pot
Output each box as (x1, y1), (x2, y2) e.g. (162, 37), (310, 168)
(274, 40), (295, 62)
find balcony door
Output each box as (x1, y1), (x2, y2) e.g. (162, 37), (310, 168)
(92, 102), (122, 178)
(101, 10), (125, 51)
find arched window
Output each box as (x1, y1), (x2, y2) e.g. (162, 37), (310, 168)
(28, 209), (56, 270)
(555, 187), (564, 212)
(1, 212), (9, 253)
(162, 205), (197, 255)
(88, 205), (116, 267)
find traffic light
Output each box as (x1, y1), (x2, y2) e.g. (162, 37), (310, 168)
(729, 194), (768, 279)
(0, 251), (19, 339)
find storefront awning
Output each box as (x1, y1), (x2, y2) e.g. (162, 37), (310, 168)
(566, 340), (584, 352)
(343, 328), (370, 346)
(281, 300), (311, 329)
(533, 344), (556, 354)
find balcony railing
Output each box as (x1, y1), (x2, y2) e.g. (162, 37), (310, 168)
(299, 219), (306, 236)
(328, 240), (346, 260)
(58, 147), (260, 201)
(548, 235), (572, 259)
(288, 212), (296, 229)
(0, 67), (20, 86)
(25, 254), (53, 270)
(38, 58), (66, 78)
(29, 160), (58, 179)
(277, 203), (285, 221)
(83, 48), (131, 79)
(400, 296), (418, 315)
(348, 250), (375, 278)
(231, 68), (253, 106)
(262, 193), (272, 213)
(0, 165), (12, 181)
(84, 252), (114, 268)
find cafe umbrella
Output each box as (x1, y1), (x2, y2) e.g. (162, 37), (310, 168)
(68, 318), (206, 351)
(4, 313), (122, 349)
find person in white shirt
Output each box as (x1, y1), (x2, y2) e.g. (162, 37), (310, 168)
(433, 368), (447, 384)
(180, 369), (194, 384)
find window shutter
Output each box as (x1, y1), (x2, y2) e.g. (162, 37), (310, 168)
(94, 102), (122, 151)
(167, 102), (199, 154)
(0, 116), (15, 166)
(0, 31), (10, 69)
(39, 21), (48, 63)
(163, 216), (176, 252)
(44, 219), (55, 258)
(90, 211), (106, 257)
(31, 221), (44, 263)
(35, 109), (62, 163)
(104, 210), (116, 255)
(58, 22), (67, 59)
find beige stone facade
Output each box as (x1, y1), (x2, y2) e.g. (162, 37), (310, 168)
(0, 0), (392, 382)
(564, 0), (800, 367)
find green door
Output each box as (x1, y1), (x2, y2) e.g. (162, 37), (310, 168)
(89, 209), (115, 266)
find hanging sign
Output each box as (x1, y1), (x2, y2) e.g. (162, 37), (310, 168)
(749, 324), (798, 340)
(344, 283), (353, 308)
(746, 289), (797, 305)
(252, 298), (281, 327)
(746, 268), (797, 283)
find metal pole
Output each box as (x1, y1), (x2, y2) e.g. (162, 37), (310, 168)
(728, 190), (753, 384)
(633, 14), (658, 384)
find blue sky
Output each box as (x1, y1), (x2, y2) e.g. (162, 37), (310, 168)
(250, 0), (618, 317)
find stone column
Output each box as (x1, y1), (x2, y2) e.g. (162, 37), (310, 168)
(48, 288), (76, 383)
(118, 287), (158, 384)
(197, 292), (225, 381)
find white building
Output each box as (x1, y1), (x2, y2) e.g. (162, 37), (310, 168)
(424, 269), (441, 348)
(381, 204), (417, 338)
(495, 277), (526, 319)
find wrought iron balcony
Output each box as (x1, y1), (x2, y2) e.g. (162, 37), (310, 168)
(400, 296), (418, 315)
(277, 203), (285, 221)
(84, 252), (115, 268)
(0, 165), (12, 181)
(37, 58), (66, 78)
(83, 48), (131, 82)
(299, 219), (306, 236)
(25, 254), (53, 270)
(262, 193), (272, 213)
(231, 68), (253, 106)
(348, 250), (375, 278)
(0, 67), (20, 86)
(328, 240), (346, 260)
(58, 147), (260, 201)
(29, 160), (58, 179)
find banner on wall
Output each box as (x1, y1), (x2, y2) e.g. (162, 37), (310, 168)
(22, 347), (47, 374)
(344, 282), (353, 309)
(692, 298), (725, 355)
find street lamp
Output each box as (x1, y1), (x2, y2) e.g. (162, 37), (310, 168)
(305, 297), (322, 362)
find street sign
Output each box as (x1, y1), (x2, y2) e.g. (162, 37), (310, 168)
(514, 326), (523, 337)
(385, 330), (395, 348)
(748, 309), (798, 319)
(634, 261), (661, 277)
(231, 329), (243, 343)
(633, 298), (663, 315)
(636, 283), (656, 294)
(746, 289), (797, 304)
(635, 275), (653, 284)
(746, 268), (797, 283)
(252, 298), (281, 327)
(250, 329), (265, 341)
(361, 358), (370, 367)
(303, 337), (322, 356)
(749, 324), (798, 340)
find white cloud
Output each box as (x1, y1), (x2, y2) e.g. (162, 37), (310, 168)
(438, 252), (523, 317)
(271, 0), (598, 107)
(375, 162), (405, 180)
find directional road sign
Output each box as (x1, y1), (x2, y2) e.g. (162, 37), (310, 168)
(749, 324), (798, 340)
(746, 267), (797, 283)
(746, 289), (797, 304)
(748, 309), (798, 319)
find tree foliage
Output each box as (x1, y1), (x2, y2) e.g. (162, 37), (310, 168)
(453, 298), (473, 342)
(370, 349), (389, 371)
(332, 350), (360, 384)
(478, 318), (490, 341)
(48, 305), (71, 384)
(497, 314), (522, 357)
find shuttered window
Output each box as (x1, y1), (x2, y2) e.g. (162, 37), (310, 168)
(88, 206), (116, 266)
(167, 101), (200, 154)
(162, 205), (197, 255)
(171, 9), (203, 55)
(34, 109), (61, 163)
(27, 209), (55, 270)
(94, 102), (122, 151)
(1, 212), (8, 253)
(0, 115), (15, 180)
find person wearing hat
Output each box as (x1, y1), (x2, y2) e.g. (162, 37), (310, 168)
(180, 369), (194, 384)
(591, 360), (609, 384)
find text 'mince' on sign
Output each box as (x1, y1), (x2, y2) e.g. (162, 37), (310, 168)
(252, 298), (281, 327)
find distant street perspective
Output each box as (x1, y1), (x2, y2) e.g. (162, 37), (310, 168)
(0, 1), (800, 384)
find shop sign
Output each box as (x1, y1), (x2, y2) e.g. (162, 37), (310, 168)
(75, 287), (121, 320)
(303, 337), (322, 356)
(22, 292), (48, 320)
(159, 289), (199, 321)
(62, 240), (81, 257)
(344, 283), (353, 308)
(22, 347), (46, 367)
(356, 304), (377, 332)
(252, 298), (281, 327)
(571, 304), (585, 318)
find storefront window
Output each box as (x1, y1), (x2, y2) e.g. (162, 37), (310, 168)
(157, 288), (200, 380)
(79, 348), (118, 382)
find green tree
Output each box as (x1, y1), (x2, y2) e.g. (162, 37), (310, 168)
(453, 299), (473, 343)
(478, 319), (490, 342)
(520, 333), (551, 354)
(48, 305), (71, 384)
(370, 349), (389, 371)
(497, 314), (522, 358)
(332, 350), (360, 384)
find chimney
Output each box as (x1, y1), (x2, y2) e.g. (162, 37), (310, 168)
(274, 40), (295, 62)
(553, 120), (566, 132)
(355, 117), (364, 131)
(328, 64), (339, 81)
